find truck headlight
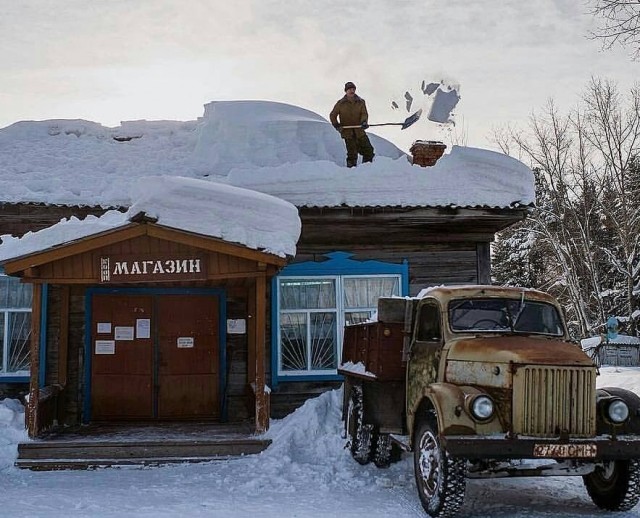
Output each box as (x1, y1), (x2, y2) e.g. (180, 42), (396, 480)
(470, 395), (494, 421)
(607, 399), (629, 423)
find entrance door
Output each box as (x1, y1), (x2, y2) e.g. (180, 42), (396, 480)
(157, 295), (219, 418)
(91, 295), (153, 419)
(91, 293), (220, 420)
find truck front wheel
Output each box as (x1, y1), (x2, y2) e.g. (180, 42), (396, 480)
(583, 459), (640, 511)
(414, 419), (466, 518)
(346, 384), (374, 465)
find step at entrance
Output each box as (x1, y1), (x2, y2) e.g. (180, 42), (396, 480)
(16, 422), (271, 470)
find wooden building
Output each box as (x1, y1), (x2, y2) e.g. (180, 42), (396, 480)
(1, 211), (289, 440)
(0, 107), (534, 456)
(0, 195), (530, 430)
(0, 201), (526, 444)
(268, 204), (526, 415)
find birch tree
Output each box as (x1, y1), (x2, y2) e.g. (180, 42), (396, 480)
(583, 78), (640, 335)
(589, 1), (640, 58)
(492, 79), (640, 337)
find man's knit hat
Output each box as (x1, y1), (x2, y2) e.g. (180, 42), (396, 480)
(344, 82), (356, 91)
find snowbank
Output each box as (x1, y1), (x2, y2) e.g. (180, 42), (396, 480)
(194, 101), (404, 174)
(0, 399), (27, 470)
(226, 145), (533, 208)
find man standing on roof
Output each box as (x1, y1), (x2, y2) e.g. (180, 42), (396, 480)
(330, 82), (375, 168)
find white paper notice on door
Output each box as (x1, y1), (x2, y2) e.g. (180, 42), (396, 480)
(97, 322), (111, 334)
(227, 318), (246, 334)
(177, 337), (194, 348)
(136, 319), (151, 339)
(95, 340), (115, 355)
(114, 326), (135, 341)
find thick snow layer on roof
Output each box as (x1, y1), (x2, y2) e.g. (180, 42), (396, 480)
(226, 145), (533, 208)
(128, 176), (300, 257)
(0, 100), (534, 209)
(0, 177), (300, 262)
(194, 101), (405, 174)
(581, 334), (640, 349)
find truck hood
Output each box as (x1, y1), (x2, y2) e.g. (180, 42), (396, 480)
(446, 335), (593, 367)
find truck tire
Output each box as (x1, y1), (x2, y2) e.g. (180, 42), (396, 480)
(373, 433), (402, 469)
(583, 459), (640, 511)
(414, 419), (466, 518)
(346, 384), (374, 465)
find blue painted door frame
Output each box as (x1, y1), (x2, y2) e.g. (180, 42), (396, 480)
(83, 286), (227, 423)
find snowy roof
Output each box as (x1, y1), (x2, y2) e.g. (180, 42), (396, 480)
(0, 101), (534, 210)
(581, 334), (640, 349)
(0, 176), (301, 262)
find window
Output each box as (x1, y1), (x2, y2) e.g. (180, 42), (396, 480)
(277, 275), (401, 376)
(0, 274), (32, 376)
(448, 298), (564, 336)
(416, 302), (441, 341)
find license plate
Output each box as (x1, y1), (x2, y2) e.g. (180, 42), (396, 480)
(533, 443), (597, 458)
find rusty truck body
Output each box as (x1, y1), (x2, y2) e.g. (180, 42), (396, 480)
(338, 285), (640, 518)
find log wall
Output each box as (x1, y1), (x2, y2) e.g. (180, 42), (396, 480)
(0, 203), (113, 238)
(1, 202), (528, 418)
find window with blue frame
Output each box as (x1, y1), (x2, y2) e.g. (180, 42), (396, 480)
(0, 274), (32, 376)
(273, 252), (408, 381)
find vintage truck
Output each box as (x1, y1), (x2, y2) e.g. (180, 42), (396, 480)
(338, 285), (640, 518)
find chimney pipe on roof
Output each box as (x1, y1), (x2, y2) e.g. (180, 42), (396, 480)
(409, 140), (447, 167)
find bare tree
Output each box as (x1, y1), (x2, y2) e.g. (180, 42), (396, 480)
(583, 78), (640, 335)
(589, 1), (640, 58)
(495, 102), (607, 336)
(492, 79), (640, 337)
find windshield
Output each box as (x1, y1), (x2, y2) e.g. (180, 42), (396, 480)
(448, 297), (564, 336)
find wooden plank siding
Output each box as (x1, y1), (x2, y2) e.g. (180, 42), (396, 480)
(30, 235), (261, 283)
(266, 206), (526, 415)
(296, 206), (524, 246)
(294, 244), (485, 295)
(0, 203), (116, 238)
(1, 201), (528, 422)
(225, 294), (251, 421)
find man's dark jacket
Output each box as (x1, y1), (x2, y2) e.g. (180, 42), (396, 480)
(329, 95), (369, 138)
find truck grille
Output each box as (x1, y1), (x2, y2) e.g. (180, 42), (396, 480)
(512, 366), (596, 437)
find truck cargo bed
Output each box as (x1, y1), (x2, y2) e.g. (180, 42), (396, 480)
(339, 322), (406, 382)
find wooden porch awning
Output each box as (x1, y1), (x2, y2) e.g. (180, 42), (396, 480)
(2, 220), (287, 437)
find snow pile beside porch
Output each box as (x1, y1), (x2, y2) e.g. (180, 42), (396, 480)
(0, 399), (27, 470)
(0, 101), (534, 210)
(0, 176), (301, 262)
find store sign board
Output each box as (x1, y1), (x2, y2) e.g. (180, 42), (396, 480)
(100, 254), (207, 283)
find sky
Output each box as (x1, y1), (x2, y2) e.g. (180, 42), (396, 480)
(2, 367), (640, 517)
(1, 0), (638, 153)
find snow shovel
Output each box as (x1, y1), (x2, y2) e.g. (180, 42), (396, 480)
(341, 109), (422, 130)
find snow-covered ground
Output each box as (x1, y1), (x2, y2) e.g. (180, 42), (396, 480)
(1, 366), (639, 517)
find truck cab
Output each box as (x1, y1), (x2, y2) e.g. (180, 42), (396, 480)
(338, 285), (640, 518)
